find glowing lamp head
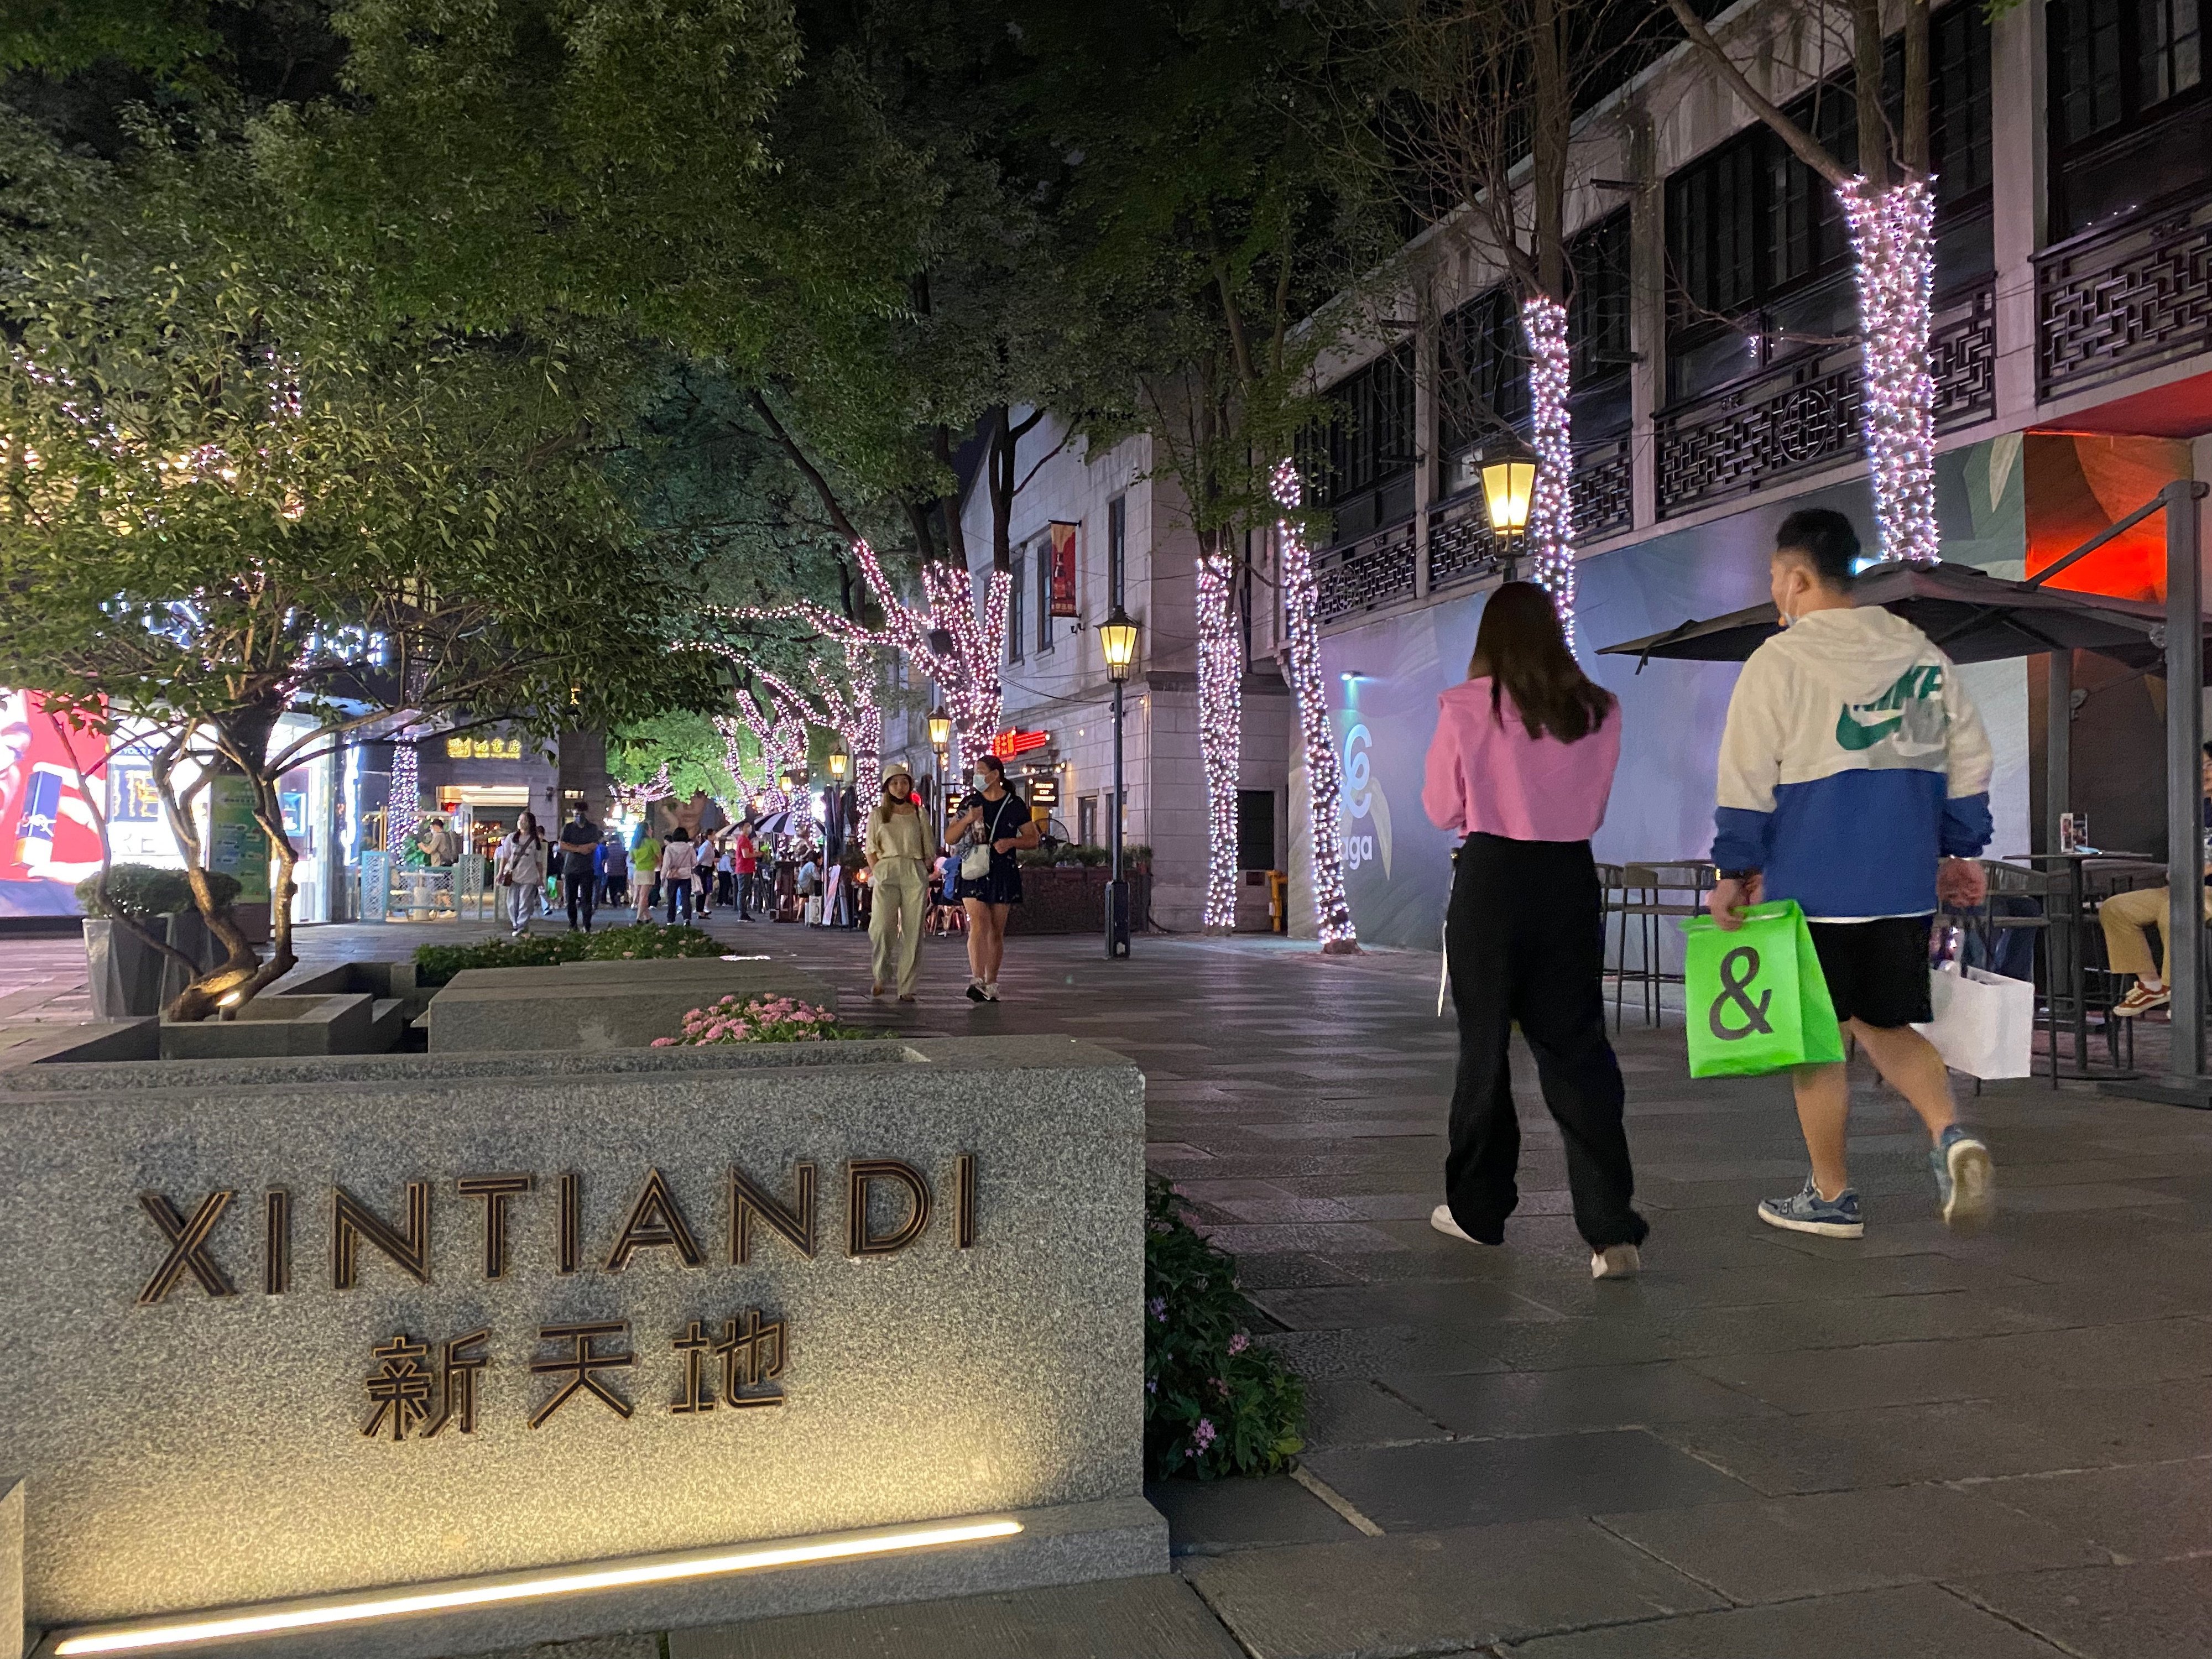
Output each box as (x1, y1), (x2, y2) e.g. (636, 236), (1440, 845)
(927, 706), (952, 750)
(1481, 456), (1536, 539)
(827, 743), (849, 781)
(1098, 606), (1140, 682)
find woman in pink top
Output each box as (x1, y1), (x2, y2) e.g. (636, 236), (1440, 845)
(1421, 582), (1647, 1280)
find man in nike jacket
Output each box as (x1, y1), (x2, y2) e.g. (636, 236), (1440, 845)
(1706, 508), (1997, 1238)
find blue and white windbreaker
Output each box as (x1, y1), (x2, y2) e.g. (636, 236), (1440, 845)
(1713, 606), (1994, 921)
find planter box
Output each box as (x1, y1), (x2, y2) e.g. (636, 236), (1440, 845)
(82, 913), (222, 1020)
(1004, 867), (1152, 935)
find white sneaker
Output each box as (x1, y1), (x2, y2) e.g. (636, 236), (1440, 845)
(1591, 1244), (1642, 1280)
(1430, 1203), (1480, 1244)
(983, 982), (1000, 1003)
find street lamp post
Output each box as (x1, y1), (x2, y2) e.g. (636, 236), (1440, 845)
(1480, 446), (1536, 580)
(927, 705), (952, 847)
(1098, 606), (1140, 959)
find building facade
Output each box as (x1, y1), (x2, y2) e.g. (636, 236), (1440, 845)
(1307, 0), (2212, 947)
(877, 422), (1293, 932)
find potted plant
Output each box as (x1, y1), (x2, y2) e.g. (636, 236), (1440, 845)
(77, 864), (240, 1019)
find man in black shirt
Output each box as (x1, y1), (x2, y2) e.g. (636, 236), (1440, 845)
(557, 809), (601, 932)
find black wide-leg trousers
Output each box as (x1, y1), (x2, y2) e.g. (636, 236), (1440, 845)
(1443, 832), (1647, 1252)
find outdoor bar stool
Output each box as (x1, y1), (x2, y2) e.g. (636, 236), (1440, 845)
(1611, 861), (1715, 1030)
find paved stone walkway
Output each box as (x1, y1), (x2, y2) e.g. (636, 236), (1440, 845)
(27, 913), (2212, 1656)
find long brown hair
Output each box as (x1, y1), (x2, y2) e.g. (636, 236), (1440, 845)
(1468, 581), (1615, 743)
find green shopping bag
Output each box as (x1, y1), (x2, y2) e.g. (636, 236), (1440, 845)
(1682, 900), (1846, 1078)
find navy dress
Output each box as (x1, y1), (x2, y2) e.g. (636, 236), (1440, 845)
(954, 790), (1027, 906)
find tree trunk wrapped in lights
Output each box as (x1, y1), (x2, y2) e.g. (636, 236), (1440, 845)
(1838, 176), (1940, 566)
(385, 738), (421, 860)
(1196, 545), (1244, 931)
(1272, 462), (1359, 952)
(1666, 0), (1943, 567)
(1519, 293), (1577, 612)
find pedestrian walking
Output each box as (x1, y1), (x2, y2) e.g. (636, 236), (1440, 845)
(948, 752), (1039, 1002)
(695, 832), (716, 919)
(865, 763), (929, 1001)
(494, 811), (550, 936)
(733, 821), (759, 920)
(715, 837), (737, 911)
(1421, 581), (1648, 1280)
(659, 827), (698, 925)
(1707, 508), (1997, 1238)
(600, 831), (626, 906)
(630, 826), (661, 923)
(556, 807), (601, 932)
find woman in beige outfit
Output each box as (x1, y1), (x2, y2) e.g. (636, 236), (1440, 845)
(865, 763), (930, 1000)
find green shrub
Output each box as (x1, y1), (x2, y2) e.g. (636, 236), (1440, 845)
(75, 864), (240, 918)
(414, 922), (723, 986)
(1144, 1175), (1305, 1481)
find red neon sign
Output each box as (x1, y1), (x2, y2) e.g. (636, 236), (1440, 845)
(988, 728), (1050, 759)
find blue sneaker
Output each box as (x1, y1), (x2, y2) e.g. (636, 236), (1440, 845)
(1757, 1179), (1865, 1238)
(1932, 1125), (1995, 1234)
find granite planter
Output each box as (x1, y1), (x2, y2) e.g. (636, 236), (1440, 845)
(0, 1036), (1157, 1657)
(1004, 866), (1152, 935)
(81, 911), (221, 1020)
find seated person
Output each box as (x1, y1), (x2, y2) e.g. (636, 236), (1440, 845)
(2100, 742), (2212, 1017)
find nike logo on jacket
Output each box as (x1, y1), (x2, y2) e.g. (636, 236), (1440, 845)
(1712, 606), (1995, 920)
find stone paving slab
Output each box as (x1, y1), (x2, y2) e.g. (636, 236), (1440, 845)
(1953, 1558), (2212, 1659)
(1178, 1520), (1726, 1657)
(1597, 1484), (2110, 1604)
(1302, 1428), (1754, 1531)
(1501, 1582), (2068, 1657)
(666, 1574), (1244, 1659)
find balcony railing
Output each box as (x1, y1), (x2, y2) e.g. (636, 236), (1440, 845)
(1656, 276), (1996, 519)
(1312, 515), (1416, 625)
(2037, 181), (2212, 400)
(1573, 436), (1634, 541)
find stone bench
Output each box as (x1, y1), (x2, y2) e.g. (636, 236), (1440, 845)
(426, 957), (839, 1053)
(0, 1035), (1154, 1658)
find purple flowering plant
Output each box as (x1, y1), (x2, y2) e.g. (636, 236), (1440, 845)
(1144, 1174), (1304, 1481)
(653, 994), (863, 1046)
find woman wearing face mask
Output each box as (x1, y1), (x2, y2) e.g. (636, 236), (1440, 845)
(946, 753), (1039, 1001)
(494, 811), (549, 937)
(865, 762), (929, 1001)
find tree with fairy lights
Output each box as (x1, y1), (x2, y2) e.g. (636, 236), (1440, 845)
(1385, 0), (1659, 622)
(1666, 0), (1943, 566)
(1026, 0), (1394, 937)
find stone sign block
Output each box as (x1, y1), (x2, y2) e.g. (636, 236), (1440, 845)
(429, 960), (838, 1053)
(0, 1037), (1152, 1656)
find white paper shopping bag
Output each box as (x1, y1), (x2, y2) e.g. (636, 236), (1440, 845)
(1914, 966), (2035, 1079)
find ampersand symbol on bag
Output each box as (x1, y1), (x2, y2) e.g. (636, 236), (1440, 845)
(1708, 945), (1775, 1040)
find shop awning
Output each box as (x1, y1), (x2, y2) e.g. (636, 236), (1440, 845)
(1598, 560), (2188, 670)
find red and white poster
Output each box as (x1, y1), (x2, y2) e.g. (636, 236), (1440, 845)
(0, 689), (108, 916)
(1049, 521), (1079, 618)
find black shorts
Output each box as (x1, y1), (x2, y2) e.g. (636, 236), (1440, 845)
(1807, 916), (1934, 1029)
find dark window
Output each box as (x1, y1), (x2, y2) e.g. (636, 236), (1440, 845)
(1664, 7), (1992, 402)
(1437, 286), (1528, 498)
(1078, 794), (1098, 848)
(1036, 545), (1052, 652)
(1301, 343), (1416, 545)
(1236, 790), (1276, 872)
(1007, 551), (1025, 664)
(2050, 0), (2212, 233)
(1107, 495), (1125, 609)
(1568, 210), (1634, 444)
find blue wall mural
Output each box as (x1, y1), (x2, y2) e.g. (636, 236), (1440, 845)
(1319, 442), (2031, 950)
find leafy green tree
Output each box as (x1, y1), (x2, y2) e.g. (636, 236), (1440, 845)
(0, 116), (720, 1015)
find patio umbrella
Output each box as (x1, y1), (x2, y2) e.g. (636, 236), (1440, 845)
(749, 808), (797, 838)
(1598, 560), (2189, 670)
